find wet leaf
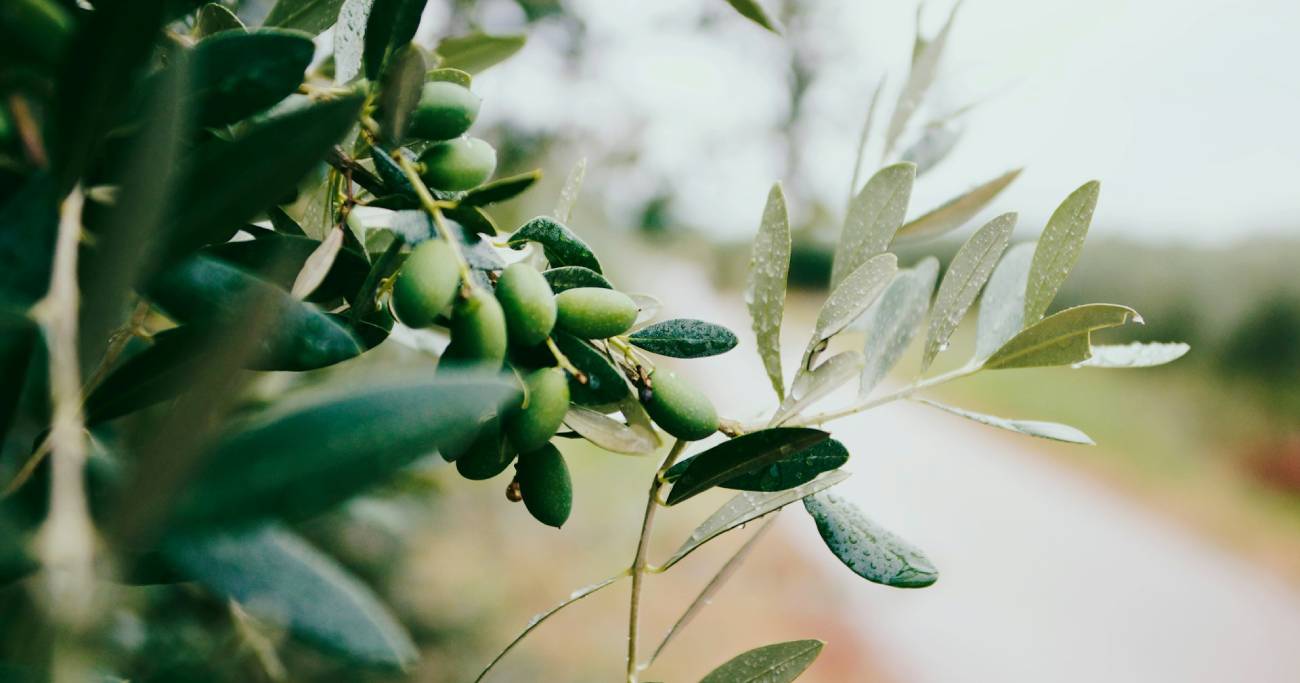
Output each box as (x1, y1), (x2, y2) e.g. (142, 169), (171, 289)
(915, 398), (1093, 444)
(552, 332), (627, 406)
(882, 1), (961, 160)
(858, 258), (937, 397)
(803, 253), (896, 371)
(921, 212), (1015, 371)
(700, 640), (824, 683)
(460, 170), (541, 207)
(164, 524), (416, 669)
(628, 319), (738, 359)
(333, 0), (371, 83)
(542, 266), (611, 293)
(363, 0), (427, 81)
(777, 352), (864, 424)
(746, 183), (790, 401)
(435, 32), (526, 74)
(895, 168), (1021, 243)
(831, 162), (914, 289)
(666, 428), (828, 506)
(563, 404), (659, 455)
(192, 29), (314, 127)
(722, 0), (781, 33)
(1024, 181), (1100, 323)
(264, 0), (346, 34)
(984, 304), (1141, 370)
(804, 492), (938, 588)
(973, 241), (1036, 363)
(506, 216), (602, 272)
(1075, 342), (1189, 368)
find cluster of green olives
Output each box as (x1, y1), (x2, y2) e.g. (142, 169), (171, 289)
(404, 79), (497, 191)
(388, 242), (719, 528)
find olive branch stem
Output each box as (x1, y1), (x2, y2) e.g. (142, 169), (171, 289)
(626, 438), (688, 683)
(395, 153), (477, 286)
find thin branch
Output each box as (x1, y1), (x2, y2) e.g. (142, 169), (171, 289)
(626, 439), (688, 683)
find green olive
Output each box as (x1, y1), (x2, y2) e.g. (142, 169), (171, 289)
(643, 370), (718, 441)
(419, 137), (496, 191)
(455, 420), (517, 480)
(443, 288), (508, 368)
(495, 263), (557, 347)
(0, 0), (72, 67)
(391, 240), (460, 329)
(505, 367), (570, 453)
(554, 288), (638, 339)
(516, 443), (572, 528)
(407, 81), (481, 141)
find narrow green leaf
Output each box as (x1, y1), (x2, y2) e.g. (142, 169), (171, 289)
(803, 253), (896, 372)
(915, 398), (1094, 445)
(164, 524), (416, 669)
(85, 326), (207, 423)
(168, 371), (518, 531)
(206, 232), (370, 304)
(192, 29), (315, 127)
(377, 43), (426, 144)
(460, 170), (541, 207)
(882, 0), (961, 160)
(659, 469), (848, 572)
(195, 3), (246, 36)
(1023, 180), (1101, 323)
(506, 216), (602, 272)
(333, 0), (371, 83)
(894, 168), (1021, 243)
(846, 79), (886, 207)
(362, 0), (427, 81)
(666, 428), (829, 506)
(542, 266), (611, 293)
(858, 258), (938, 397)
(984, 303), (1142, 370)
(427, 67), (472, 87)
(563, 404), (659, 455)
(170, 95), (364, 258)
(722, 0), (781, 33)
(804, 492), (938, 588)
(746, 183), (791, 401)
(777, 352), (864, 425)
(831, 162), (915, 289)
(1075, 342), (1190, 368)
(435, 32), (527, 74)
(264, 0), (345, 34)
(552, 332), (628, 407)
(921, 212), (1015, 370)
(628, 319), (739, 359)
(700, 640), (824, 683)
(973, 241), (1036, 362)
(291, 226), (346, 299)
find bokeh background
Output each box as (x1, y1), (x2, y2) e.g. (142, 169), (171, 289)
(254, 0), (1300, 680)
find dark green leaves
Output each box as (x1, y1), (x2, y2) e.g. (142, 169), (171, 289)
(628, 319), (738, 359)
(435, 32), (526, 74)
(195, 3), (246, 36)
(1024, 181), (1100, 323)
(552, 333), (628, 406)
(192, 29), (314, 127)
(700, 640), (824, 683)
(722, 0), (782, 34)
(506, 216), (603, 272)
(376, 44), (426, 144)
(170, 95), (364, 257)
(363, 0), (427, 81)
(542, 266), (611, 293)
(804, 492), (938, 588)
(668, 438), (848, 493)
(665, 428), (829, 506)
(983, 303), (1141, 370)
(164, 524), (416, 668)
(263, 0), (346, 35)
(0, 174), (57, 307)
(166, 371), (518, 531)
(460, 170), (542, 207)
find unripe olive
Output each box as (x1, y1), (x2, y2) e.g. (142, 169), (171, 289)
(419, 137), (496, 191)
(408, 81), (481, 141)
(391, 240), (460, 329)
(505, 367), (570, 453)
(554, 288), (638, 339)
(643, 370), (718, 441)
(496, 263), (557, 347)
(516, 443), (572, 528)
(455, 420), (517, 480)
(443, 288), (508, 368)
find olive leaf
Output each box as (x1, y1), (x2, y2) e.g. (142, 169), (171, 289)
(562, 404), (659, 455)
(881, 0), (961, 160)
(195, 3), (246, 36)
(628, 319), (739, 359)
(901, 121), (963, 176)
(206, 232), (370, 303)
(983, 303), (1142, 370)
(333, 0), (372, 83)
(745, 183), (791, 401)
(914, 398), (1094, 445)
(428, 67), (472, 87)
(722, 0), (782, 33)
(191, 29), (315, 127)
(776, 351), (864, 425)
(802, 252), (896, 372)
(804, 492), (939, 588)
(554, 157), (587, 224)
(263, 0), (346, 35)
(85, 326), (210, 423)
(1075, 342), (1190, 368)
(552, 332), (628, 406)
(665, 428), (829, 506)
(291, 226), (346, 299)
(166, 371), (518, 532)
(1024, 180), (1101, 323)
(858, 258), (938, 397)
(668, 438), (849, 494)
(831, 162), (915, 289)
(506, 216), (602, 272)
(700, 640), (824, 683)
(659, 470), (849, 571)
(894, 168), (1021, 243)
(542, 266), (612, 293)
(972, 241), (1036, 363)
(164, 524), (416, 669)
(435, 32), (527, 74)
(460, 170), (542, 207)
(377, 43), (426, 144)
(363, 0), (427, 81)
(1, 174), (59, 309)
(921, 212), (1015, 371)
(847, 78), (887, 207)
(628, 293), (662, 331)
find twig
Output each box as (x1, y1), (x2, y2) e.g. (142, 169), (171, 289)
(395, 153), (477, 285)
(626, 439), (688, 683)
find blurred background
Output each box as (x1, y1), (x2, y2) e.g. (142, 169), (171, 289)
(185, 0), (1300, 680)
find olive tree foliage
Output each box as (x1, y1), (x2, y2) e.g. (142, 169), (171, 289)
(0, 0), (1186, 681)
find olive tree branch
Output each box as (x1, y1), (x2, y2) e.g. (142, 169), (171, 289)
(395, 152), (477, 286)
(626, 438), (688, 683)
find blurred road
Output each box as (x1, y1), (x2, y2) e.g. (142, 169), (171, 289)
(627, 250), (1300, 683)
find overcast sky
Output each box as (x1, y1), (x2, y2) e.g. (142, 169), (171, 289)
(435, 0), (1300, 246)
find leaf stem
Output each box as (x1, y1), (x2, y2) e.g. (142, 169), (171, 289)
(545, 337), (583, 380)
(782, 364), (978, 428)
(626, 438), (688, 682)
